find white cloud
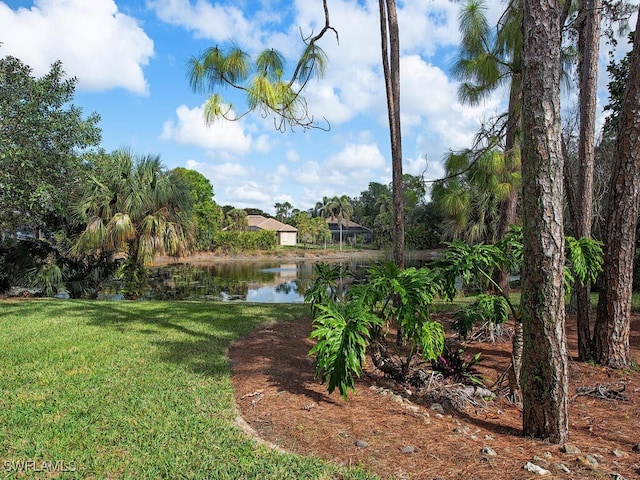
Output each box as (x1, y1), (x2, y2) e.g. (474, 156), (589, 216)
(161, 104), (252, 153)
(147, 0), (266, 49)
(326, 143), (386, 170)
(286, 149), (300, 162)
(0, 0), (153, 94)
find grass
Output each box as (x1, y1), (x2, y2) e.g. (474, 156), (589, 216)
(0, 299), (379, 480)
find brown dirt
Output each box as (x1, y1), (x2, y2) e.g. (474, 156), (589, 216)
(229, 314), (640, 479)
(153, 249), (389, 266)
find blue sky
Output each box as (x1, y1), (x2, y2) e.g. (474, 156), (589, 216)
(0, 0), (633, 215)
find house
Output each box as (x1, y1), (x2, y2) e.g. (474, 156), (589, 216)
(326, 217), (373, 244)
(247, 215), (298, 246)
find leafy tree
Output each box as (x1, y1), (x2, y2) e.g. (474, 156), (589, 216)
(0, 55), (101, 235)
(432, 149), (517, 244)
(72, 148), (195, 298)
(172, 168), (223, 251)
(295, 212), (331, 248)
(452, 0), (523, 293)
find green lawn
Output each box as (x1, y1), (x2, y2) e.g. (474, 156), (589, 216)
(0, 300), (378, 480)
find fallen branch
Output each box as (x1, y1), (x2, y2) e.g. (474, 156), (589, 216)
(574, 381), (628, 401)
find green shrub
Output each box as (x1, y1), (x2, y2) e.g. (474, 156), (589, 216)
(213, 230), (277, 253)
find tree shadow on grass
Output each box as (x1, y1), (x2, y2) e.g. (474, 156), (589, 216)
(50, 300), (309, 380)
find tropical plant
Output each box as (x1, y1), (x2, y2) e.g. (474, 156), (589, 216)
(432, 227), (603, 400)
(72, 148), (195, 298)
(308, 261), (445, 398)
(453, 293), (509, 340)
(224, 208), (249, 231)
(431, 344), (483, 385)
(327, 195), (354, 250)
(0, 237), (119, 298)
(431, 149), (519, 244)
(304, 262), (351, 314)
(309, 298), (382, 398)
(185, 3), (335, 132)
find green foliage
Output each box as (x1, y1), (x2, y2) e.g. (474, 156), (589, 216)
(0, 237), (120, 298)
(431, 149), (516, 243)
(432, 240), (505, 300)
(431, 344), (484, 385)
(0, 56), (102, 234)
(296, 214), (331, 247)
(307, 261), (445, 398)
(186, 35), (332, 131)
(304, 262), (350, 313)
(117, 259), (148, 300)
(453, 293), (509, 339)
(564, 236), (603, 289)
(356, 263), (444, 361)
(213, 230), (277, 253)
(172, 168), (224, 250)
(73, 149), (195, 297)
(309, 299), (382, 398)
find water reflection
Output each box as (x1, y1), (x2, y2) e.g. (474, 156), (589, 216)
(148, 261), (314, 302)
(99, 253), (437, 303)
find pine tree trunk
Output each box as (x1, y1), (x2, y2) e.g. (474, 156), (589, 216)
(379, 0), (404, 269)
(594, 10), (640, 368)
(520, 0), (569, 444)
(572, 0), (602, 360)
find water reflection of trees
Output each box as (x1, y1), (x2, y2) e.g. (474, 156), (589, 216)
(138, 258), (421, 302)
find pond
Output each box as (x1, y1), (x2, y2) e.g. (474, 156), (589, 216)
(98, 259), (359, 303)
(98, 252), (441, 303)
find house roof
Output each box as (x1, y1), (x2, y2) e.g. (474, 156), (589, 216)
(247, 215), (298, 232)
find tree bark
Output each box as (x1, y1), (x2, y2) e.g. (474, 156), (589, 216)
(594, 12), (640, 369)
(520, 0), (569, 443)
(379, 0), (404, 269)
(572, 0), (602, 360)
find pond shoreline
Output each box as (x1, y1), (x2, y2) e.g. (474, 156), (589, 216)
(153, 249), (441, 267)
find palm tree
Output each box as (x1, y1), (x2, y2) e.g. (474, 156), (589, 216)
(274, 201), (293, 223)
(314, 196), (334, 248)
(73, 148), (195, 298)
(452, 0), (523, 291)
(314, 196), (331, 218)
(432, 149), (515, 244)
(327, 195), (353, 250)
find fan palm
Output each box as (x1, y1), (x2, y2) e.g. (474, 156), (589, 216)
(73, 148), (195, 298)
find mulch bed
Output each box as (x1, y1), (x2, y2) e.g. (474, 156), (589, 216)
(229, 314), (640, 479)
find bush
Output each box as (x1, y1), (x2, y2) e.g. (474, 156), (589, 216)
(307, 261), (445, 398)
(431, 343), (483, 385)
(213, 230), (277, 253)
